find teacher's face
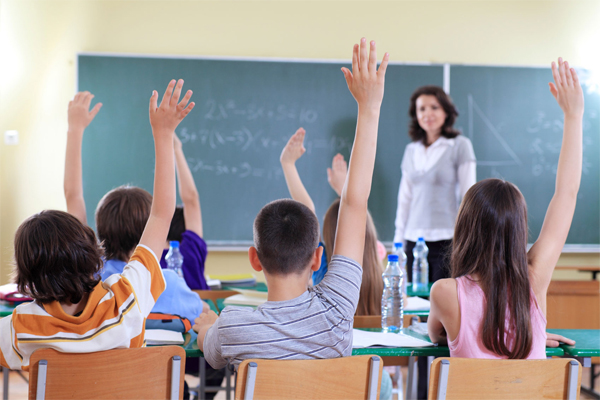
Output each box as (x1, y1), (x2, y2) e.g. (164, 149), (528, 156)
(416, 95), (446, 135)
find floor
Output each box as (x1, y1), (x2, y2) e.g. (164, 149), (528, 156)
(2, 365), (599, 399)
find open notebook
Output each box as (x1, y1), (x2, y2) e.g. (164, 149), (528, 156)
(223, 289), (268, 307)
(145, 329), (185, 345)
(352, 329), (434, 348)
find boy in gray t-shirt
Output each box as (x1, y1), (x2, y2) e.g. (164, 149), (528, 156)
(193, 38), (390, 370)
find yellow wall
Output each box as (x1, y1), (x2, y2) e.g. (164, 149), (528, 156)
(1, 0), (599, 284)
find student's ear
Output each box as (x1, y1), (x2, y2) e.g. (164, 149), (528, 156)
(248, 246), (263, 272)
(310, 246), (324, 272)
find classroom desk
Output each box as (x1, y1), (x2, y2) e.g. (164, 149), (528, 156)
(548, 329), (600, 367)
(407, 283), (432, 298)
(0, 304), (15, 318)
(554, 266), (600, 280)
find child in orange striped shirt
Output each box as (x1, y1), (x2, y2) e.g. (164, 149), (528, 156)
(0, 80), (195, 370)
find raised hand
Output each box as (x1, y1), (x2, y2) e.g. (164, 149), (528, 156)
(68, 91), (102, 133)
(149, 79), (195, 138)
(327, 153), (348, 196)
(549, 58), (584, 118)
(341, 38), (389, 111)
(280, 127), (306, 165)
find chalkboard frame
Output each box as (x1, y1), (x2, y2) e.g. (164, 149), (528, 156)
(76, 52), (600, 253)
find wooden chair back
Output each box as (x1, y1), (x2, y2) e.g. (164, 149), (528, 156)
(428, 357), (582, 400)
(193, 290), (240, 312)
(29, 346), (186, 399)
(234, 355), (383, 400)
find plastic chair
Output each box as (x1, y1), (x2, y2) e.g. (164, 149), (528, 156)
(235, 355), (383, 400)
(28, 346), (185, 399)
(428, 357), (582, 399)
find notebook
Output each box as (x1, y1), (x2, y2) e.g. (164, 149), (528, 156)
(352, 329), (434, 348)
(145, 329), (185, 345)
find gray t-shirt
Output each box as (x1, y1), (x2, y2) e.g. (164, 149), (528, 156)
(203, 255), (362, 369)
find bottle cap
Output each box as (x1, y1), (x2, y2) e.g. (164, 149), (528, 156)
(418, 237), (425, 242)
(388, 254), (399, 262)
(169, 241), (180, 248)
(393, 242), (403, 249)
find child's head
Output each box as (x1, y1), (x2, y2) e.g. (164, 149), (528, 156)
(95, 185), (152, 261)
(323, 199), (383, 315)
(167, 206), (186, 242)
(451, 178), (532, 358)
(14, 210), (103, 304)
(253, 199), (320, 275)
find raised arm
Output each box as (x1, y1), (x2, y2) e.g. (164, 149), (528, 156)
(528, 58), (584, 309)
(174, 134), (203, 236)
(279, 127), (315, 213)
(64, 92), (102, 224)
(139, 79), (195, 258)
(333, 39), (389, 263)
(326, 153), (347, 196)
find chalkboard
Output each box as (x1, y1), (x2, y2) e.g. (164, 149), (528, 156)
(450, 66), (600, 246)
(78, 54), (442, 245)
(78, 54), (599, 247)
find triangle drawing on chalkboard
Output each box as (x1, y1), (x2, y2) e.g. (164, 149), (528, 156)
(467, 94), (522, 168)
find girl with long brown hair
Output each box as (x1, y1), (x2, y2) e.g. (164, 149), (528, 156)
(428, 58), (584, 359)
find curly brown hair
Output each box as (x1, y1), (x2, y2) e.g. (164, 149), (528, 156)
(408, 85), (460, 145)
(14, 210), (103, 304)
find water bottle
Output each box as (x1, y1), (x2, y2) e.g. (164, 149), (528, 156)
(165, 241), (184, 278)
(412, 237), (429, 291)
(393, 242), (408, 298)
(381, 254), (404, 333)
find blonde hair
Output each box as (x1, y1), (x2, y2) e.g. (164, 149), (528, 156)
(323, 199), (384, 316)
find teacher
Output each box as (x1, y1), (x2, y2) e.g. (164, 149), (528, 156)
(394, 85), (476, 283)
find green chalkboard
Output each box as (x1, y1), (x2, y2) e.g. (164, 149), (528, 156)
(78, 55), (599, 247)
(450, 65), (600, 246)
(78, 54), (442, 245)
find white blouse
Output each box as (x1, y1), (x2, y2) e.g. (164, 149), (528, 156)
(393, 136), (476, 243)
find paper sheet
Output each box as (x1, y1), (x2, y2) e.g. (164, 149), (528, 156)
(145, 329), (185, 345)
(352, 329), (434, 348)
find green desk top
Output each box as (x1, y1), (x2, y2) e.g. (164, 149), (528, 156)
(548, 329), (600, 358)
(224, 282), (432, 298)
(0, 303), (15, 318)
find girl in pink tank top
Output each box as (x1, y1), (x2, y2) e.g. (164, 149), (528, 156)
(427, 59), (584, 360)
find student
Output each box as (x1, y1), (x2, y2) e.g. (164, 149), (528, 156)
(159, 135), (209, 291)
(193, 38), (389, 369)
(280, 131), (391, 399)
(0, 80), (193, 370)
(428, 58), (583, 359)
(279, 129), (384, 316)
(63, 90), (207, 330)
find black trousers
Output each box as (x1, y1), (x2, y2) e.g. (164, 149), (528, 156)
(405, 239), (452, 399)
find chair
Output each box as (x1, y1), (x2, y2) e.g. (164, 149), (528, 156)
(193, 290), (240, 313)
(235, 355), (383, 400)
(428, 357), (582, 400)
(28, 346), (185, 400)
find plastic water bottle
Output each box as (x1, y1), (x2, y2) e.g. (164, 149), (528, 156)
(165, 241), (184, 278)
(393, 242), (408, 298)
(412, 238), (429, 291)
(381, 254), (404, 333)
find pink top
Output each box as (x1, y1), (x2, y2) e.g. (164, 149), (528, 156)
(448, 275), (547, 359)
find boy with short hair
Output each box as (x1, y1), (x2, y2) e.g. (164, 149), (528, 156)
(64, 91), (207, 328)
(0, 80), (195, 370)
(194, 38), (389, 370)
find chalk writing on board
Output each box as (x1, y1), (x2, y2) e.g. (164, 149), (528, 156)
(187, 157), (284, 180)
(468, 94), (522, 167)
(203, 100), (318, 123)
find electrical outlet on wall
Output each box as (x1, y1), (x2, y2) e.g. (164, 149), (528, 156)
(4, 130), (18, 145)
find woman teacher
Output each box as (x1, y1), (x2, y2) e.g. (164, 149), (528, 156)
(394, 85), (476, 284)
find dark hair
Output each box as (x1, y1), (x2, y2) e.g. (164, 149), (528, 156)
(323, 199), (383, 315)
(408, 85), (460, 145)
(253, 199), (320, 275)
(167, 206), (186, 242)
(95, 186), (152, 261)
(451, 178), (532, 359)
(14, 210), (103, 304)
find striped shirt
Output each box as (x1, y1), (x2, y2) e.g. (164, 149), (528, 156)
(0, 245), (165, 371)
(203, 255), (362, 370)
